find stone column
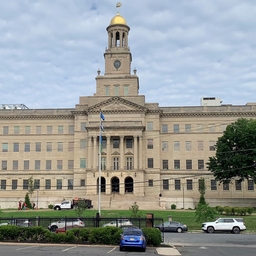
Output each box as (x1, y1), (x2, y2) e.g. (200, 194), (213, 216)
(93, 136), (97, 170)
(87, 136), (92, 169)
(106, 136), (111, 170)
(120, 136), (124, 170)
(134, 136), (138, 170)
(139, 136), (143, 169)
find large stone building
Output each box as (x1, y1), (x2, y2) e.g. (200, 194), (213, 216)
(1, 10), (256, 210)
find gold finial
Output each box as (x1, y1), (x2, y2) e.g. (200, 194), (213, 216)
(116, 2), (122, 14)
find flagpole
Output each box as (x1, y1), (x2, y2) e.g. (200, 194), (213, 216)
(98, 113), (102, 216)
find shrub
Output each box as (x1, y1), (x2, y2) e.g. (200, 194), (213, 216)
(48, 204), (53, 209)
(195, 204), (217, 223)
(247, 207), (254, 215)
(171, 204), (176, 209)
(223, 206), (232, 215)
(215, 206), (224, 214)
(142, 227), (162, 247)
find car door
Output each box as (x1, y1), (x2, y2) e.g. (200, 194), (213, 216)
(169, 221), (178, 232)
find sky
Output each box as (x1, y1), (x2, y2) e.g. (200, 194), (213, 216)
(0, 0), (256, 109)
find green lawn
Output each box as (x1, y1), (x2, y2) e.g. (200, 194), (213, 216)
(1, 209), (256, 231)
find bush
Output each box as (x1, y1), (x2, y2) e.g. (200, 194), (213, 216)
(223, 206), (232, 215)
(171, 204), (176, 209)
(142, 227), (162, 247)
(48, 204), (53, 209)
(247, 207), (254, 215)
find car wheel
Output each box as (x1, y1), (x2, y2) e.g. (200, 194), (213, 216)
(141, 247), (146, 252)
(119, 246), (123, 251)
(207, 226), (214, 233)
(50, 226), (58, 232)
(176, 227), (182, 233)
(232, 227), (240, 234)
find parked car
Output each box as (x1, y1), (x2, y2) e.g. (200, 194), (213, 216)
(120, 227), (146, 252)
(202, 218), (246, 234)
(55, 226), (83, 233)
(48, 218), (84, 232)
(154, 221), (188, 233)
(0, 219), (32, 227)
(103, 219), (133, 227)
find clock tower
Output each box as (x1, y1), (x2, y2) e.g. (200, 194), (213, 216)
(95, 10), (139, 97)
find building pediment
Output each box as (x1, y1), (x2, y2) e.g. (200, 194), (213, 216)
(112, 151), (120, 155)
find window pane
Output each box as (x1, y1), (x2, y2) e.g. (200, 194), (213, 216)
(186, 160), (192, 169)
(68, 179), (74, 190)
(36, 142), (41, 152)
(47, 142), (52, 152)
(80, 139), (86, 149)
(2, 143), (8, 152)
(185, 124), (191, 133)
(23, 179), (28, 189)
(58, 125), (64, 134)
(175, 180), (181, 190)
(162, 141), (168, 152)
(68, 142), (74, 151)
(186, 179), (193, 190)
(45, 179), (51, 189)
(148, 180), (153, 187)
(57, 179), (62, 190)
(113, 139), (120, 148)
(162, 124), (168, 133)
(35, 160), (40, 170)
(12, 180), (18, 190)
(173, 124), (179, 133)
(126, 138), (133, 148)
(248, 180), (254, 191)
(25, 126), (30, 134)
(36, 126), (42, 134)
(80, 179), (85, 186)
(163, 179), (169, 190)
(186, 141), (192, 151)
(147, 139), (153, 149)
(46, 160), (51, 170)
(2, 160), (7, 170)
(3, 126), (9, 135)
(14, 126), (20, 134)
(174, 141), (180, 151)
(68, 160), (74, 169)
(69, 125), (74, 134)
(13, 142), (19, 152)
(80, 158), (86, 168)
(197, 141), (204, 151)
(24, 160), (29, 170)
(235, 180), (242, 190)
(24, 142), (30, 152)
(209, 141), (215, 151)
(174, 160), (180, 169)
(211, 180), (217, 190)
(198, 160), (204, 169)
(34, 179), (40, 189)
(1, 180), (6, 190)
(47, 126), (52, 134)
(223, 183), (229, 190)
(147, 158), (154, 168)
(57, 160), (63, 170)
(162, 160), (168, 169)
(58, 142), (63, 152)
(80, 122), (86, 131)
(13, 160), (18, 170)
(147, 121), (153, 130)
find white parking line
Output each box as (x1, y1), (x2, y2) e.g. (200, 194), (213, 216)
(108, 247), (117, 253)
(62, 246), (77, 252)
(16, 245), (39, 251)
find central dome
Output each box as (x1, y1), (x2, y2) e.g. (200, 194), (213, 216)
(110, 13), (127, 25)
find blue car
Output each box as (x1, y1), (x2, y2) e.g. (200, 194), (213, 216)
(120, 227), (147, 252)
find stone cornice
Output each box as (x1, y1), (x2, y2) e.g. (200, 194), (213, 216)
(0, 114), (74, 120)
(161, 112), (256, 118)
(86, 126), (145, 131)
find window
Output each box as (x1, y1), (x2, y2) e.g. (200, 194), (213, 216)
(80, 122), (86, 131)
(47, 142), (52, 152)
(113, 157), (119, 170)
(36, 142), (41, 152)
(147, 139), (153, 149)
(2, 143), (8, 152)
(148, 179), (153, 187)
(45, 179), (51, 189)
(197, 141), (204, 151)
(57, 179), (62, 190)
(35, 160), (40, 170)
(13, 142), (19, 152)
(2, 160), (7, 170)
(25, 126), (30, 134)
(80, 179), (85, 187)
(23, 179), (28, 189)
(124, 85), (129, 95)
(162, 141), (168, 152)
(162, 160), (168, 169)
(223, 183), (229, 191)
(209, 141), (215, 151)
(101, 157), (106, 170)
(24, 160), (29, 170)
(1, 180), (6, 190)
(24, 142), (30, 152)
(68, 179), (73, 190)
(102, 138), (106, 149)
(113, 139), (120, 148)
(58, 142), (63, 152)
(80, 158), (86, 168)
(126, 157), (133, 170)
(174, 160), (180, 169)
(175, 179), (181, 190)
(14, 126), (20, 134)
(105, 85), (110, 96)
(46, 160), (52, 170)
(147, 121), (153, 130)
(68, 125), (74, 134)
(163, 179), (169, 190)
(114, 85), (119, 95)
(186, 160), (192, 169)
(235, 180), (242, 191)
(211, 180), (217, 190)
(3, 126), (9, 135)
(186, 179), (193, 190)
(147, 158), (154, 168)
(162, 124), (168, 133)
(248, 180), (254, 191)
(185, 141), (192, 151)
(80, 139), (86, 149)
(68, 142), (74, 151)
(34, 179), (40, 189)
(58, 125), (64, 134)
(174, 141), (180, 151)
(185, 124), (191, 133)
(68, 160), (74, 169)
(13, 160), (18, 170)
(198, 160), (204, 169)
(57, 160), (63, 170)
(173, 124), (179, 133)
(197, 124), (203, 132)
(36, 126), (42, 134)
(126, 138), (133, 148)
(209, 124), (215, 132)
(12, 180), (18, 190)
(47, 126), (52, 134)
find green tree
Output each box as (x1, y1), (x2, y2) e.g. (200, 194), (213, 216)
(28, 176), (34, 195)
(207, 118), (256, 183)
(129, 202), (140, 217)
(25, 192), (32, 209)
(75, 200), (88, 217)
(195, 203), (217, 223)
(198, 178), (206, 205)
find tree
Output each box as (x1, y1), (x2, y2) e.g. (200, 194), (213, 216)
(198, 178), (206, 205)
(75, 200), (88, 217)
(28, 176), (34, 195)
(195, 204), (217, 223)
(25, 192), (32, 209)
(129, 202), (140, 217)
(207, 118), (256, 183)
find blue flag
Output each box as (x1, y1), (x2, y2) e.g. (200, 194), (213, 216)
(100, 112), (105, 121)
(100, 124), (104, 132)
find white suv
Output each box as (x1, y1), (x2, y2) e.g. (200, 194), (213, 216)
(103, 219), (133, 227)
(48, 218), (84, 232)
(202, 218), (246, 234)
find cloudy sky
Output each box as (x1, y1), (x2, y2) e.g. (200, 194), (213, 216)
(0, 0), (255, 109)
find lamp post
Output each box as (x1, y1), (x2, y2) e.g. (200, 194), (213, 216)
(36, 190), (38, 210)
(182, 185), (185, 209)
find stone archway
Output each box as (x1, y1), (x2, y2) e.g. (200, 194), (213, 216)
(97, 177), (106, 193)
(111, 177), (120, 193)
(125, 176), (133, 193)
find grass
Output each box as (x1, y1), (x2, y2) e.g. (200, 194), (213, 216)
(1, 208), (256, 231)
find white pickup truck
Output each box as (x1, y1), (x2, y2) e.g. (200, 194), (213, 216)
(53, 199), (93, 210)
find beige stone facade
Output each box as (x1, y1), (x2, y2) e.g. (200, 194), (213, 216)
(0, 12), (256, 210)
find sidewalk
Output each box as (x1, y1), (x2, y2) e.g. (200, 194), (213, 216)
(156, 247), (181, 256)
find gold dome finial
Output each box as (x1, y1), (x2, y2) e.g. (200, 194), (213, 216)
(110, 2), (127, 25)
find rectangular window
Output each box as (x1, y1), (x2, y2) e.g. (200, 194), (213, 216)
(58, 142), (63, 152)
(113, 157), (119, 170)
(80, 179), (85, 187)
(173, 124), (179, 133)
(185, 124), (191, 133)
(102, 138), (106, 149)
(1, 180), (6, 190)
(209, 124), (215, 132)
(23, 179), (28, 189)
(105, 85), (110, 96)
(124, 85), (129, 95)
(147, 121), (153, 130)
(198, 160), (204, 170)
(126, 157), (133, 170)
(211, 180), (217, 190)
(68, 142), (74, 151)
(163, 179), (169, 190)
(68, 179), (73, 190)
(174, 141), (180, 151)
(13, 142), (19, 152)
(12, 180), (18, 190)
(80, 122), (86, 131)
(186, 141), (192, 151)
(2, 160), (7, 170)
(35, 160), (40, 170)
(80, 158), (86, 168)
(126, 138), (133, 148)
(36, 126), (42, 134)
(3, 126), (9, 135)
(24, 160), (29, 170)
(25, 126), (30, 134)
(248, 180), (254, 191)
(68, 160), (74, 170)
(46, 160), (52, 170)
(57, 179), (62, 190)
(235, 180), (242, 190)
(80, 139), (86, 149)
(209, 141), (215, 151)
(147, 158), (154, 168)
(197, 141), (204, 151)
(101, 157), (106, 170)
(57, 160), (63, 170)
(47, 126), (52, 134)
(14, 126), (20, 134)
(45, 179), (51, 189)
(197, 124), (203, 132)
(46, 142), (52, 152)
(2, 143), (8, 152)
(24, 142), (30, 152)
(113, 139), (120, 148)
(58, 125), (64, 134)
(186, 179), (193, 190)
(162, 141), (168, 152)
(35, 142), (41, 152)
(174, 160), (180, 169)
(148, 179), (153, 187)
(162, 160), (168, 169)
(147, 139), (153, 149)
(68, 125), (74, 134)
(114, 85), (119, 96)
(13, 160), (18, 170)
(161, 124), (168, 133)
(186, 160), (192, 169)
(223, 183), (229, 191)
(175, 179), (181, 190)
(34, 179), (40, 189)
